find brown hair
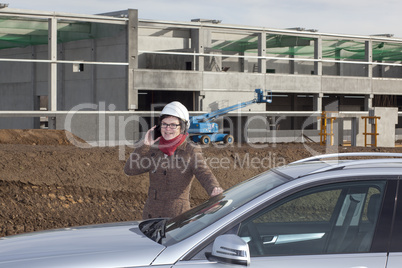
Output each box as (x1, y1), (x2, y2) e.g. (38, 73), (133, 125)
(159, 115), (187, 134)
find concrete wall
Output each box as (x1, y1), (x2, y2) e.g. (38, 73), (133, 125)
(56, 112), (140, 146)
(60, 33), (128, 111)
(0, 29), (128, 118)
(0, 46), (38, 128)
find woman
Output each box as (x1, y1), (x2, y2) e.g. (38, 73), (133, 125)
(124, 101), (223, 219)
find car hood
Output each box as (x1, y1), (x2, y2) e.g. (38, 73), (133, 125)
(0, 221), (166, 268)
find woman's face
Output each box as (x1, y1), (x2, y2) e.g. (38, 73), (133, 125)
(161, 116), (181, 140)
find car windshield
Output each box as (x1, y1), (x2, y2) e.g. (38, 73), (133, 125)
(161, 170), (288, 245)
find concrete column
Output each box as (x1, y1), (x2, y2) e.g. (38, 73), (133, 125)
(334, 117), (344, 146)
(365, 41), (373, 78)
(198, 91), (205, 111)
(32, 46), (40, 129)
(91, 39), (96, 105)
(351, 117), (357, 147)
(48, 17), (57, 112)
(192, 28), (205, 71)
(128, 9), (139, 110)
(374, 107), (398, 147)
(240, 52), (248, 72)
(314, 37), (322, 75)
(314, 93), (323, 130)
(258, 31), (266, 73)
(364, 94), (373, 111)
(127, 9), (140, 141)
(378, 61), (384, 77)
(313, 93), (323, 112)
(290, 47), (295, 74)
(335, 49), (341, 75)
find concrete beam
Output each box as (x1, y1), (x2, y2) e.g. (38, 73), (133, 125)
(134, 69), (402, 95)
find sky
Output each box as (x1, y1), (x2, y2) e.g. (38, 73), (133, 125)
(5, 0), (402, 38)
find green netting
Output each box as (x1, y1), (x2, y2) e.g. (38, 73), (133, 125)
(2, 15), (402, 63)
(0, 16), (126, 50)
(322, 39), (366, 60)
(211, 33), (402, 62)
(372, 41), (402, 61)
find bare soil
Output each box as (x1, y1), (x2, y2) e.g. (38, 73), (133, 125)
(1, 129), (401, 237)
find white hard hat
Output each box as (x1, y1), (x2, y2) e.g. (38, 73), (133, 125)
(160, 101), (190, 128)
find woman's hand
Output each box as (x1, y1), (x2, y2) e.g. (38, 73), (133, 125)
(211, 187), (223, 197)
(144, 125), (161, 146)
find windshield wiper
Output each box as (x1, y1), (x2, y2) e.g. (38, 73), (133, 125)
(140, 219), (167, 244)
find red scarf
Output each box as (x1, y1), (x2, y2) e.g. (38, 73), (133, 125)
(158, 133), (188, 156)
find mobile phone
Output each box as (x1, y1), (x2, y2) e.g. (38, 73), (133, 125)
(153, 125), (162, 139)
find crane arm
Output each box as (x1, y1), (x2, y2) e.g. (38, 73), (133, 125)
(191, 100), (255, 123)
(190, 89), (271, 123)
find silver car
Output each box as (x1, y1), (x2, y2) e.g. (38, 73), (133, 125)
(1, 152), (402, 268)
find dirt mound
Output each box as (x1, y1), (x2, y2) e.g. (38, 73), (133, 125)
(1, 129), (401, 237)
(0, 129), (87, 146)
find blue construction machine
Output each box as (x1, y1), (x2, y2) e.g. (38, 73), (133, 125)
(188, 89), (272, 144)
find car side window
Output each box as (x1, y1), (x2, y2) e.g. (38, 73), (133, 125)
(238, 180), (385, 257)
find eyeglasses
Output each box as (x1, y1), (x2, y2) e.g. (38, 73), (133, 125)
(161, 122), (181, 129)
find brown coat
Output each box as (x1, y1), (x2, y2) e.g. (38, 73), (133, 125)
(124, 139), (220, 219)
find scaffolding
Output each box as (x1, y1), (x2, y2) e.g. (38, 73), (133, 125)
(319, 111), (337, 146)
(362, 116), (381, 147)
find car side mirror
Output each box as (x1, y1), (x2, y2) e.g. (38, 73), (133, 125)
(205, 234), (250, 266)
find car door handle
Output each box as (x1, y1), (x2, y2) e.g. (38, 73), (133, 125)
(262, 235), (278, 244)
(263, 233), (326, 245)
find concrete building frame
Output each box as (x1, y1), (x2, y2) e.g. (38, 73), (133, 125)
(1, 8), (402, 145)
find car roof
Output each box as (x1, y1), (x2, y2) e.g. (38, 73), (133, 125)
(274, 152), (402, 180)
